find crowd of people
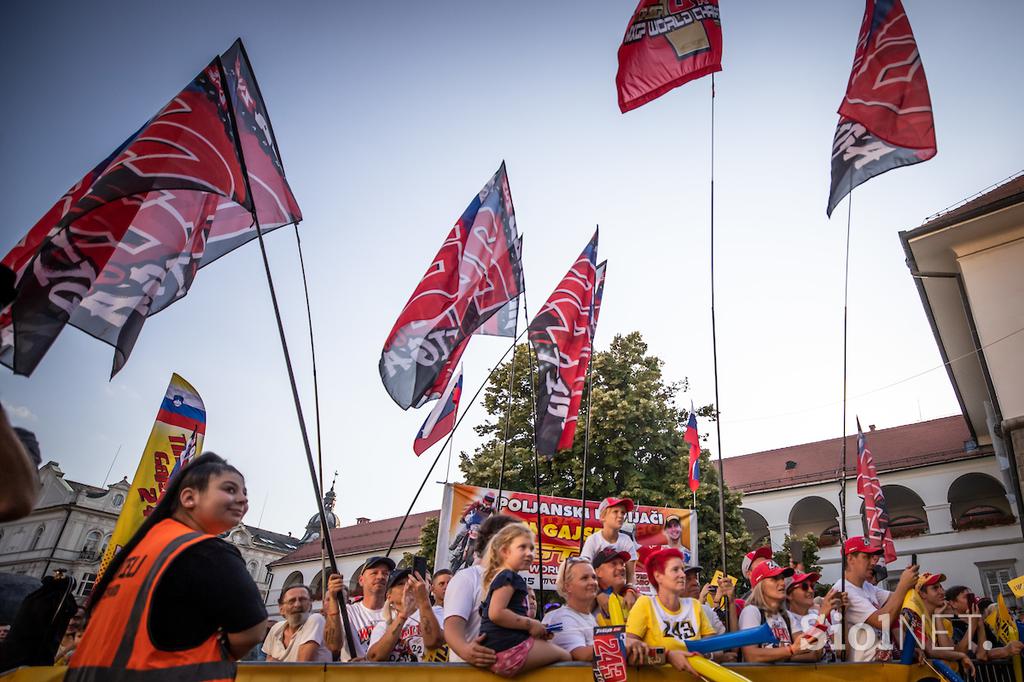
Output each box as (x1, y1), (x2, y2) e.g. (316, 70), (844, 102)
(1, 449), (1023, 679)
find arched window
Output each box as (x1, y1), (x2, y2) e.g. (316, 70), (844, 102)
(741, 508), (770, 546)
(282, 571), (304, 591)
(29, 525), (45, 551)
(789, 497), (840, 545)
(100, 533), (112, 557)
(858, 485), (930, 538)
(83, 530), (102, 556)
(948, 473), (1014, 530)
(112, 494), (125, 508)
(247, 561), (259, 580)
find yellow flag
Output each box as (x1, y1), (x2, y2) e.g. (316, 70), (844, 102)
(98, 374), (206, 577)
(1010, 575), (1024, 599)
(705, 570), (739, 607)
(994, 594), (1019, 645)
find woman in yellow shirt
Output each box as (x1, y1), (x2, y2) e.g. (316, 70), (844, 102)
(626, 546), (717, 675)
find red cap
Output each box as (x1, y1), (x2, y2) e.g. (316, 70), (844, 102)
(786, 571), (821, 592)
(598, 497), (635, 517)
(842, 536), (884, 556)
(741, 546), (773, 577)
(750, 560), (794, 588)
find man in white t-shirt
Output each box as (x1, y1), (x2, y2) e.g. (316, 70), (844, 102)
(840, 536), (918, 662)
(544, 557), (599, 660)
(367, 569), (442, 662)
(443, 514), (519, 666)
(263, 585), (332, 662)
(324, 555), (396, 660)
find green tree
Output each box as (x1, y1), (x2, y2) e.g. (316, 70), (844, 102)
(459, 331), (751, 576)
(773, 533), (822, 574)
(418, 516), (439, 571)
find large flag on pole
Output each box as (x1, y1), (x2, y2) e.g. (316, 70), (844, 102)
(0, 41), (302, 376)
(685, 401), (701, 492)
(555, 260), (606, 452)
(413, 365), (463, 456)
(827, 0), (936, 216)
(380, 163), (524, 410)
(616, 0), (723, 113)
(856, 418), (897, 564)
(529, 230), (599, 457)
(99, 374), (206, 577)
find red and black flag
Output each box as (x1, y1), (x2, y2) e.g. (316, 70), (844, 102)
(0, 40), (302, 377)
(380, 164), (523, 410)
(856, 418), (897, 564)
(529, 231), (599, 457)
(616, 0), (723, 113)
(555, 259), (606, 452)
(827, 0), (936, 217)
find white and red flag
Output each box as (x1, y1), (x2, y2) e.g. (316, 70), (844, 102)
(827, 0), (936, 216)
(856, 418), (897, 564)
(413, 365), (463, 456)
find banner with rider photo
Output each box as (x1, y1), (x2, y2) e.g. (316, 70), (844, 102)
(435, 483), (697, 591)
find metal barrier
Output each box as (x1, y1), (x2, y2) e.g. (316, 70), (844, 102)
(969, 660), (1014, 682)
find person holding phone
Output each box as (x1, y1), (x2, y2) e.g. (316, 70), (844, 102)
(367, 568), (442, 662)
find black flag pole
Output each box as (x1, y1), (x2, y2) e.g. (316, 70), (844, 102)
(709, 73), (729, 575)
(385, 327), (528, 558)
(495, 310), (521, 503)
(577, 347), (596, 552)
(216, 56), (356, 658)
(839, 184), (854, 605)
(521, 290), (547, 608)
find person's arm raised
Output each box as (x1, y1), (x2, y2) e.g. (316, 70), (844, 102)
(323, 574), (346, 656)
(865, 565), (918, 630)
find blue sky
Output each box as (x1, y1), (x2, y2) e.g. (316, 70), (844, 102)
(1, 1), (1022, 538)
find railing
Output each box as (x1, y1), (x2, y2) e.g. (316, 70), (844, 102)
(970, 660), (1014, 682)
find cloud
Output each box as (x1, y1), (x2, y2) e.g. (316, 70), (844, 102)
(1, 399), (37, 422)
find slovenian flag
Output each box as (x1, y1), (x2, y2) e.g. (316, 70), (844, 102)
(685, 401), (700, 492)
(413, 366), (463, 456)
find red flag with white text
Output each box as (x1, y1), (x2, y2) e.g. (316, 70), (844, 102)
(856, 418), (897, 564)
(827, 0), (936, 216)
(616, 0), (723, 113)
(529, 231), (599, 457)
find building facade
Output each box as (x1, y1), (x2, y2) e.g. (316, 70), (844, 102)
(266, 510), (434, 617)
(0, 461), (297, 604)
(727, 417), (1022, 606)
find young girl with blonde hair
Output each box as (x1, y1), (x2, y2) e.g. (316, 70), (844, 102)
(478, 522), (570, 676)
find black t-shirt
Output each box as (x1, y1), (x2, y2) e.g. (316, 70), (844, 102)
(148, 538), (267, 651)
(479, 569), (530, 652)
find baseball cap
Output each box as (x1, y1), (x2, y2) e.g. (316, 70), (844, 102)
(683, 564), (703, 575)
(385, 568), (411, 592)
(842, 536), (884, 556)
(591, 547), (631, 570)
(917, 572), (946, 590)
(597, 497), (635, 518)
(664, 514), (682, 527)
(786, 571), (821, 592)
(741, 546), (773, 578)
(364, 556), (397, 571)
(750, 560), (794, 588)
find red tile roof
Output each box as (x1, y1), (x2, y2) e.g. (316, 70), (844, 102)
(723, 416), (983, 493)
(271, 510), (439, 566)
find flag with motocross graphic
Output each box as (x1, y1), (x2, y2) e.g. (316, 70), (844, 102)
(380, 163), (524, 410)
(616, 0), (723, 113)
(0, 43), (302, 377)
(556, 260), (606, 452)
(827, 0), (936, 216)
(529, 230), (599, 457)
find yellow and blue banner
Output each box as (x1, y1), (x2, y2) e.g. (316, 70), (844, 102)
(98, 374), (205, 576)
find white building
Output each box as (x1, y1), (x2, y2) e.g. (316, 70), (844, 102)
(266, 510), (434, 617)
(727, 416), (1022, 605)
(0, 461), (298, 603)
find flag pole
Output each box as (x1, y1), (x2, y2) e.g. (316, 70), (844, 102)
(291, 225), (329, 605)
(385, 328), (528, 557)
(495, 313), (521, 503)
(215, 56), (355, 658)
(839, 187), (853, 577)
(578, 325), (597, 552)
(522, 290), (547, 608)
(709, 73), (729, 575)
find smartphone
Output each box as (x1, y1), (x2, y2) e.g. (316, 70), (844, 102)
(645, 647), (666, 666)
(967, 593), (977, 609)
(413, 555), (428, 579)
(911, 553), (918, 567)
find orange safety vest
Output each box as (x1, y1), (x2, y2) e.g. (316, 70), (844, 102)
(66, 518), (236, 681)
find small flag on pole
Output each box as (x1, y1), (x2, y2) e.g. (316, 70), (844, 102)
(856, 418), (897, 564)
(413, 366), (463, 456)
(685, 402), (700, 492)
